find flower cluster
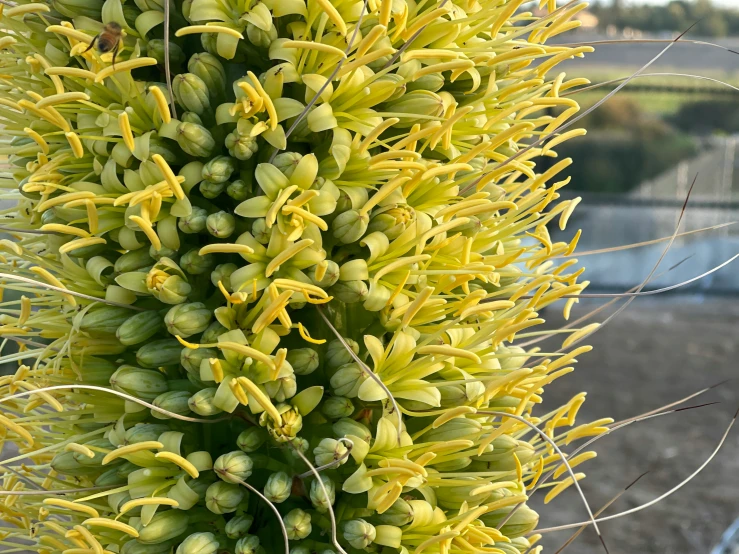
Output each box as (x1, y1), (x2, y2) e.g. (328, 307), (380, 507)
(0, 0), (607, 553)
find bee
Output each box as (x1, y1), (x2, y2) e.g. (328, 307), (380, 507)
(84, 22), (123, 67)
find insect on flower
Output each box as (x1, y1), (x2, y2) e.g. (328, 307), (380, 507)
(83, 22), (123, 67)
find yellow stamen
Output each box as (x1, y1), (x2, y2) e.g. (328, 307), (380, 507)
(43, 499), (98, 518)
(65, 132), (84, 158)
(118, 112), (135, 152)
(64, 443), (95, 459)
(24, 128), (49, 154)
(265, 239), (314, 277)
(119, 498), (179, 515)
(101, 441), (163, 465)
(154, 452), (200, 478)
(175, 25), (244, 39)
(282, 41), (346, 58)
(59, 237), (107, 255)
(236, 376), (282, 424)
(128, 215), (162, 251)
(148, 86), (171, 123)
(82, 518), (139, 538)
(95, 58), (159, 83)
(296, 322), (325, 344)
(151, 154), (185, 200)
(199, 244), (255, 256)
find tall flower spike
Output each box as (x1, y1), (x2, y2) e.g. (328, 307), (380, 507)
(0, 1), (682, 554)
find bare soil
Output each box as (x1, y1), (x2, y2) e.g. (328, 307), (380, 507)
(531, 295), (739, 553)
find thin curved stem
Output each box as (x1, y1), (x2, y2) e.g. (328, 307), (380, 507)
(232, 476), (289, 554)
(0, 385), (230, 423)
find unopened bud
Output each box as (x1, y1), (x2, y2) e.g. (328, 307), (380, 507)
(178, 206), (208, 234)
(152, 390), (192, 420)
(321, 396), (354, 419)
(330, 363), (366, 397)
(205, 481), (244, 514)
(165, 302), (212, 337)
(235, 534), (260, 554)
(283, 509), (311, 540)
(286, 348), (319, 376)
(225, 514), (254, 539)
(110, 366), (168, 401)
(175, 532), (218, 554)
(211, 263), (238, 288)
(117, 311), (162, 346)
(263, 471), (291, 503)
(227, 179), (251, 201)
(176, 122), (215, 158)
(173, 73), (211, 115)
(188, 388), (223, 416)
(332, 210), (368, 244)
(137, 510), (189, 544)
(180, 249), (214, 275)
(188, 53), (226, 95)
(206, 211), (236, 238)
(309, 475), (335, 513)
(214, 451), (254, 483)
(343, 519), (376, 549)
(313, 438), (349, 467)
(202, 156), (236, 184)
(236, 427), (268, 453)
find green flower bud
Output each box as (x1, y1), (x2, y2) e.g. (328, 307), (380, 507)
(263, 471), (291, 503)
(290, 547), (310, 554)
(181, 111), (203, 125)
(321, 396), (354, 419)
(205, 481), (244, 514)
(272, 152), (302, 177)
(147, 39), (185, 66)
(206, 211), (236, 238)
(481, 504), (539, 539)
(326, 338), (359, 370)
(124, 423), (170, 444)
(199, 180), (227, 199)
(264, 375), (297, 402)
(164, 302), (212, 338)
(330, 363), (366, 397)
(50, 450), (98, 476)
(235, 535), (260, 554)
(376, 497), (414, 526)
(308, 260), (339, 288)
(368, 204), (416, 240)
(309, 475), (335, 513)
(283, 509), (311, 540)
(202, 156), (236, 184)
(114, 248), (154, 273)
(53, 0), (104, 19)
(80, 306), (132, 335)
(173, 73), (211, 115)
(384, 90), (444, 125)
(176, 122), (215, 158)
(225, 514), (254, 539)
(251, 218), (271, 244)
(178, 206), (209, 234)
(329, 280), (368, 304)
(180, 250), (214, 275)
(227, 179), (251, 201)
(332, 418), (372, 443)
(175, 532), (219, 554)
(122, 538), (177, 554)
(211, 263), (238, 288)
(110, 366), (168, 401)
(246, 21), (277, 48)
(188, 53), (226, 96)
(137, 510), (189, 544)
(313, 438), (349, 468)
(201, 320), (228, 343)
(343, 519), (376, 549)
(260, 405), (302, 443)
(95, 466), (125, 487)
(225, 120), (259, 161)
(146, 258), (191, 304)
(181, 347), (218, 375)
(423, 418), (483, 443)
(214, 451), (253, 483)
(117, 311), (163, 346)
(188, 388), (223, 416)
(237, 427), (268, 453)
(288, 437), (309, 459)
(152, 390), (192, 420)
(286, 348), (319, 376)
(332, 210), (368, 244)
(136, 339), (182, 369)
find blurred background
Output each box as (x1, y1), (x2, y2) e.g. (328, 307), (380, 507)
(529, 0), (739, 552)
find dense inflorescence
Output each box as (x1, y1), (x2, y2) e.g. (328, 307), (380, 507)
(0, 0), (608, 553)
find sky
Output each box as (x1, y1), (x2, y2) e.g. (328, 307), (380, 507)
(624, 0), (737, 6)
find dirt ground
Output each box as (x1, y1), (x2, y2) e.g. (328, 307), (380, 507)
(531, 295), (739, 553)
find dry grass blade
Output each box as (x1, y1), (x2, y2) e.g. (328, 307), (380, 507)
(562, 73), (739, 96)
(535, 407), (738, 534)
(0, 462), (43, 490)
(291, 444), (348, 554)
(0, 225), (58, 235)
(232, 476), (289, 554)
(557, 224), (735, 258)
(164, 0), (176, 118)
(0, 385), (230, 423)
(0, 273), (145, 310)
(316, 305), (403, 440)
(0, 485), (115, 496)
(550, 472), (650, 554)
(555, 38), (739, 56)
(476, 411), (607, 552)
